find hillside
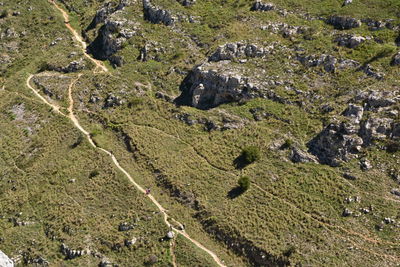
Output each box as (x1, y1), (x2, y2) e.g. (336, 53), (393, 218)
(0, 0), (399, 266)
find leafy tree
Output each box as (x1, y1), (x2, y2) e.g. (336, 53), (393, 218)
(238, 176), (250, 192)
(241, 146), (260, 164)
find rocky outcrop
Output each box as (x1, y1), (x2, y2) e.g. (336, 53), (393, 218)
(176, 61), (270, 109)
(143, 0), (175, 26)
(209, 42), (270, 62)
(87, 0), (130, 30)
(334, 34), (366, 48)
(0, 250), (13, 267)
(88, 16), (137, 62)
(251, 1), (275, 11)
(359, 64), (384, 80)
(104, 93), (123, 108)
(60, 243), (89, 260)
(326, 15), (361, 30)
(309, 90), (399, 166)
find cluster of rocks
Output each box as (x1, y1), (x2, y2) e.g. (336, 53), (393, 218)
(361, 18), (399, 31)
(334, 34), (366, 48)
(138, 41), (167, 62)
(47, 59), (86, 73)
(326, 15), (361, 30)
(251, 1), (275, 12)
(209, 42), (271, 62)
(104, 93), (123, 108)
(297, 54), (358, 73)
(60, 243), (89, 260)
(260, 22), (306, 38)
(308, 90), (400, 166)
(143, 0), (196, 26)
(118, 222), (134, 231)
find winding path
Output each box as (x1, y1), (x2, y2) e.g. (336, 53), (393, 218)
(25, 1), (227, 266)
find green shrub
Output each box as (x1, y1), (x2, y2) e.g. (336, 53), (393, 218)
(238, 176), (250, 191)
(89, 170), (99, 178)
(241, 146), (260, 164)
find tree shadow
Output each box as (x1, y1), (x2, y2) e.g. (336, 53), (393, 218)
(233, 155), (248, 169)
(227, 186), (244, 199)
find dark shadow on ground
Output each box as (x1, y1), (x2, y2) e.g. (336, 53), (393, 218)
(227, 187), (244, 199)
(233, 154), (248, 169)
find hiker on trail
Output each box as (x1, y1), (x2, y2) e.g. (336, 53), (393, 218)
(145, 188), (151, 195)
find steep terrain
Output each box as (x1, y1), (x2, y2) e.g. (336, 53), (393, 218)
(0, 0), (400, 266)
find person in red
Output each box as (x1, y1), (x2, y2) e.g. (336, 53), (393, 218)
(145, 188), (151, 195)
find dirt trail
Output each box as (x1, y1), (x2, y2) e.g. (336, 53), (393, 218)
(25, 2), (227, 266)
(49, 0), (108, 73)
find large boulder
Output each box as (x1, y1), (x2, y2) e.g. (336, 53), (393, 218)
(334, 34), (366, 48)
(326, 15), (361, 30)
(175, 61), (267, 109)
(251, 1), (275, 11)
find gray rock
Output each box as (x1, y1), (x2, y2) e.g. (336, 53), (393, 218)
(391, 188), (400, 197)
(104, 94), (123, 108)
(89, 0), (129, 29)
(359, 158), (372, 170)
(118, 222), (134, 231)
(297, 54), (338, 73)
(143, 0), (193, 25)
(290, 147), (318, 163)
(391, 52), (400, 65)
(60, 243), (87, 260)
(251, 1), (275, 11)
(335, 34), (365, 48)
(326, 15), (361, 30)
(365, 90), (399, 110)
(343, 173), (357, 180)
(177, 0), (196, 6)
(342, 0), (352, 6)
(359, 64), (384, 80)
(342, 208), (353, 217)
(166, 231), (175, 239)
(124, 237), (137, 247)
(0, 250), (13, 267)
(342, 104), (363, 123)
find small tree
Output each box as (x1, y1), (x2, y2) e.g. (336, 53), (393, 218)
(241, 146), (260, 164)
(238, 176), (250, 192)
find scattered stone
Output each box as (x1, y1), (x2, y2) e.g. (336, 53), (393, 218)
(360, 208), (370, 214)
(343, 173), (357, 180)
(99, 258), (113, 267)
(166, 231), (175, 239)
(89, 95), (101, 104)
(384, 217), (395, 224)
(342, 208), (353, 217)
(118, 222), (134, 231)
(60, 243), (87, 260)
(342, 104), (363, 123)
(359, 158), (372, 170)
(124, 237), (137, 247)
(155, 91), (173, 102)
(390, 188), (400, 197)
